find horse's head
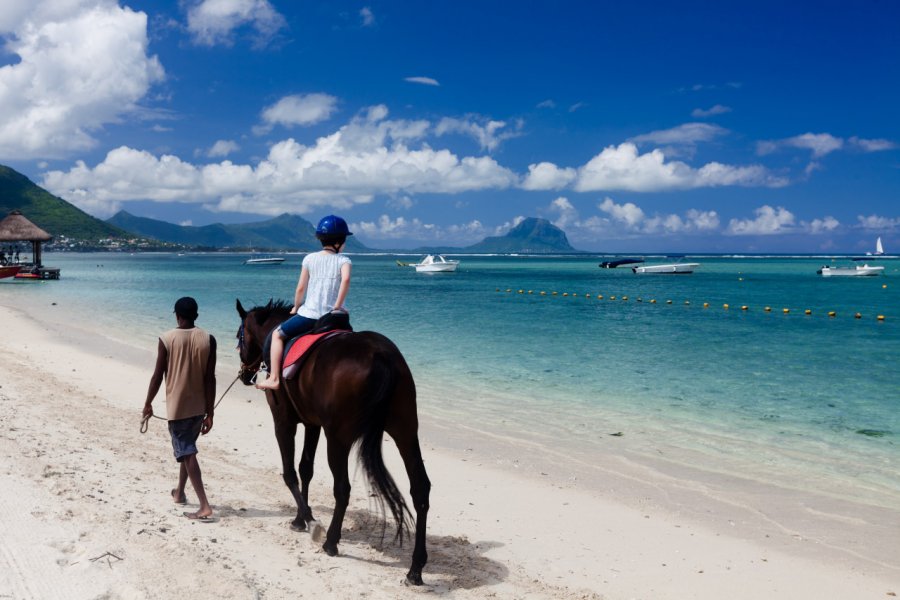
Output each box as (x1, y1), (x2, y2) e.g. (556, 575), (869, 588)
(235, 298), (291, 385)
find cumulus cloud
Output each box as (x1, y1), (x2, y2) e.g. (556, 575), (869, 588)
(726, 205), (796, 235)
(186, 0), (286, 47)
(521, 162), (577, 190)
(435, 116), (522, 151)
(208, 139), (240, 157)
(404, 76), (440, 86)
(757, 133), (844, 158)
(352, 214), (488, 244)
(548, 197), (578, 230)
(848, 136), (897, 152)
(691, 104), (732, 118)
(359, 7), (375, 27)
(857, 214), (900, 230)
(255, 93), (339, 134)
(564, 197), (721, 237)
(575, 143), (785, 192)
(41, 106), (518, 217)
(629, 123), (728, 146)
(0, 0), (165, 160)
(808, 216), (840, 234)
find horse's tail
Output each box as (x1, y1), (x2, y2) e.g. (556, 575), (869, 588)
(358, 348), (413, 543)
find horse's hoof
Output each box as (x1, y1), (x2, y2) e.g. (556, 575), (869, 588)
(405, 570), (424, 586)
(309, 521), (326, 543)
(322, 542), (339, 557)
(289, 520), (307, 532)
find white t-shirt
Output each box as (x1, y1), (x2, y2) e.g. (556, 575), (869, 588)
(297, 251), (351, 319)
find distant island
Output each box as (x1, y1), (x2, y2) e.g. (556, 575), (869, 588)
(1, 163), (580, 254)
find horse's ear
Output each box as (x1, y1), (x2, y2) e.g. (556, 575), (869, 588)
(236, 298), (247, 319)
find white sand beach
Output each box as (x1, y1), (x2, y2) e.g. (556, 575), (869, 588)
(0, 298), (898, 599)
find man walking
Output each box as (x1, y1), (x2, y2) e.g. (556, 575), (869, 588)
(143, 297), (217, 520)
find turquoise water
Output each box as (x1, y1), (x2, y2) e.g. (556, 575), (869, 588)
(4, 253), (899, 506)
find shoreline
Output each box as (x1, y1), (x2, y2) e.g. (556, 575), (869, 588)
(1, 297), (898, 598)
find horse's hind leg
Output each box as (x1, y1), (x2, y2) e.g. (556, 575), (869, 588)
(273, 419), (311, 531)
(396, 434), (431, 585)
(322, 438), (351, 557)
(298, 424), (321, 525)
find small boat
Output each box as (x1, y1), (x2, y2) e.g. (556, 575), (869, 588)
(409, 254), (459, 272)
(633, 262), (699, 274)
(817, 264), (884, 277)
(600, 258), (644, 269)
(866, 236), (885, 256)
(243, 256), (285, 265)
(0, 265), (22, 279)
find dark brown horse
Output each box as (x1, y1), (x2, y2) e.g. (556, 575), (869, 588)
(235, 299), (431, 585)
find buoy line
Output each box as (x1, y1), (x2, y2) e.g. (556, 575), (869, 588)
(495, 287), (890, 321)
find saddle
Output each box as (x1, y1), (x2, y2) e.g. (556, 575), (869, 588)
(263, 311), (352, 380)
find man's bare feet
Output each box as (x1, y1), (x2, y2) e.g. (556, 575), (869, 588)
(255, 375), (280, 390)
(183, 510), (216, 522)
(171, 489), (187, 504)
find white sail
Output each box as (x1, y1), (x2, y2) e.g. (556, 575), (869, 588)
(876, 236), (884, 255)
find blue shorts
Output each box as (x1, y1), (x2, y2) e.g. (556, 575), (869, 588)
(168, 415), (204, 462)
(277, 315), (317, 339)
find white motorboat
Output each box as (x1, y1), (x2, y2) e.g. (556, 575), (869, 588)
(632, 262), (699, 274)
(243, 256), (285, 265)
(817, 264), (884, 277)
(410, 254), (459, 272)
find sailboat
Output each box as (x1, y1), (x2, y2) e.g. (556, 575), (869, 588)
(866, 236), (885, 256)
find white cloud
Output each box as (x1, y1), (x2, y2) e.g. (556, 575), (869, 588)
(352, 214), (487, 244)
(186, 0), (286, 47)
(857, 214), (900, 230)
(691, 104), (732, 118)
(629, 123), (728, 146)
(256, 93), (338, 134)
(41, 107), (518, 217)
(435, 116), (522, 151)
(726, 205), (796, 235)
(536, 99), (556, 109)
(521, 162), (577, 190)
(568, 102), (587, 113)
(598, 197), (645, 228)
(404, 76), (440, 86)
(0, 0), (165, 160)
(572, 143), (785, 192)
(757, 133), (844, 158)
(208, 139), (240, 157)
(360, 7), (375, 27)
(808, 216), (839, 234)
(548, 196), (578, 230)
(848, 136), (897, 152)
(555, 197), (719, 240)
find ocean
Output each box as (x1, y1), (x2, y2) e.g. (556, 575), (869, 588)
(3, 252), (899, 510)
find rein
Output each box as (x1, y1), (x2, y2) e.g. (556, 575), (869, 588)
(140, 372), (240, 434)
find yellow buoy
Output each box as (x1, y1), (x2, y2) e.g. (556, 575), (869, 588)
(741, 305), (748, 311)
(684, 300), (690, 305)
(828, 311), (836, 317)
(738, 277), (743, 281)
(666, 299), (672, 304)
(518, 289), (524, 294)
(622, 295), (628, 301)
(650, 299), (657, 304)
(636, 297), (643, 302)
(528, 290), (533, 294)
(855, 312), (862, 319)
(597, 294), (604, 299)
(783, 308), (790, 314)
(540, 291), (546, 295)
(584, 293), (590, 298)
(804, 309), (811, 315)
(883, 284), (888, 289)
(610, 295), (616, 300)
(562, 292), (569, 297)
(723, 303), (729, 309)
(506, 288), (512, 293)
(877, 315), (885, 321)
(764, 306), (772, 312)
(703, 302), (709, 308)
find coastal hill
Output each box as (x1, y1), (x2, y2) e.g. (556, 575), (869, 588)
(0, 165), (126, 240)
(107, 210), (369, 252)
(463, 217), (577, 253)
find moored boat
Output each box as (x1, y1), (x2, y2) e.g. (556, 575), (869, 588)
(0, 265), (21, 279)
(410, 254), (459, 272)
(243, 256), (285, 265)
(632, 262), (699, 274)
(817, 264), (884, 277)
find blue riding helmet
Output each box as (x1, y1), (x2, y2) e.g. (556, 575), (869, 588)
(316, 215), (353, 237)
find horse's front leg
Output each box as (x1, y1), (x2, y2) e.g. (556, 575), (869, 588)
(298, 424), (321, 525)
(322, 437), (351, 556)
(270, 401), (311, 531)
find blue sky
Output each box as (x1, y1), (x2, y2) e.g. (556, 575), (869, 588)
(1, 1), (898, 252)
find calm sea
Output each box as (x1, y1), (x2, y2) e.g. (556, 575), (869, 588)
(3, 252), (899, 508)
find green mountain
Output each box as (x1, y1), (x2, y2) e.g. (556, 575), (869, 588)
(463, 217), (579, 253)
(107, 211), (369, 251)
(0, 165), (126, 240)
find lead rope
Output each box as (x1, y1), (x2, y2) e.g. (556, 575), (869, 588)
(140, 373), (241, 434)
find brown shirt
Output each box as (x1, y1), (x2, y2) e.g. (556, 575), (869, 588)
(160, 327), (212, 420)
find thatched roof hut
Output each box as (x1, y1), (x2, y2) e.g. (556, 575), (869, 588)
(0, 210), (53, 267)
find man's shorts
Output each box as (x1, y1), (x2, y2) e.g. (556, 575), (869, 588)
(168, 415), (204, 462)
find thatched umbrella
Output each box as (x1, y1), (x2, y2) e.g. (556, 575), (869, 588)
(0, 210), (53, 267)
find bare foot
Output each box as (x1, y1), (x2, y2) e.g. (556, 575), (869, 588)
(171, 489), (187, 504)
(183, 510), (215, 521)
(255, 375), (280, 390)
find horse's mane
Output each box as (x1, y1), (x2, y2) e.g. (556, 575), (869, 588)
(251, 298), (292, 324)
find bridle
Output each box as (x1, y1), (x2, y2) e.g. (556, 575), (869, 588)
(236, 321), (264, 383)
